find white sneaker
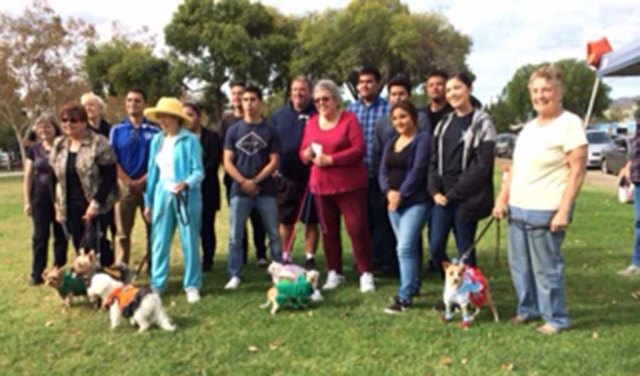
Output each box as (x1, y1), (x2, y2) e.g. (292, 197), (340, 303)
(618, 264), (640, 276)
(359, 272), (376, 293)
(322, 271), (345, 290)
(310, 289), (324, 302)
(224, 276), (242, 290)
(185, 288), (200, 303)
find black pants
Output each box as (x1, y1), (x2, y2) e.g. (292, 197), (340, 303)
(31, 199), (68, 281)
(201, 201), (217, 269)
(67, 207), (114, 267)
(224, 174), (267, 263)
(367, 178), (399, 274)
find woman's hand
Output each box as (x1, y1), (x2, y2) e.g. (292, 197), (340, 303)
(434, 193), (448, 207)
(550, 210), (569, 233)
(313, 154), (333, 167)
(143, 208), (152, 223)
(24, 203), (32, 217)
(302, 147), (315, 163)
(492, 200), (508, 219)
(82, 201), (99, 223)
(387, 190), (401, 212)
(173, 182), (187, 194)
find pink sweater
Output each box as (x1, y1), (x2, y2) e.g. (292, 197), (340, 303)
(299, 111), (368, 195)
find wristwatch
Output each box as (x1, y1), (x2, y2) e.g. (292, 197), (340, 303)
(252, 178), (260, 185)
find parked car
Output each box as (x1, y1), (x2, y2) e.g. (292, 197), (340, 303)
(602, 136), (632, 175)
(495, 133), (517, 158)
(586, 130), (616, 169)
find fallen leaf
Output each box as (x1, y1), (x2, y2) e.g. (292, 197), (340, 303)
(611, 300), (617, 306)
(592, 332), (599, 340)
(632, 290), (640, 299)
(170, 301), (177, 307)
(248, 346), (259, 352)
(45, 320), (54, 327)
(461, 358), (468, 365)
(439, 356), (453, 367)
(501, 363), (514, 372)
(307, 311), (314, 317)
(269, 340), (284, 351)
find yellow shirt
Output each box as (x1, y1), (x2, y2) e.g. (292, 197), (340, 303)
(509, 111), (587, 210)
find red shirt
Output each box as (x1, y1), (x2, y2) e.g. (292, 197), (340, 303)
(299, 111), (368, 195)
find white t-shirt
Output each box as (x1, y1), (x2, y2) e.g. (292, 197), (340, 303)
(156, 135), (178, 191)
(509, 111), (587, 210)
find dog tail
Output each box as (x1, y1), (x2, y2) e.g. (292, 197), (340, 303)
(260, 299), (271, 309)
(149, 294), (176, 331)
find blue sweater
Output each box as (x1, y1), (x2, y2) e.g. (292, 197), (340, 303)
(378, 131), (431, 208)
(144, 128), (204, 209)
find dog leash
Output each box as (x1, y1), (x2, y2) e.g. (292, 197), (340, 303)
(459, 217), (495, 265)
(284, 184), (314, 254)
(173, 190), (190, 226)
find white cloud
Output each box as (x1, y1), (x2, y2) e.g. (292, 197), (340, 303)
(3, 0), (640, 104)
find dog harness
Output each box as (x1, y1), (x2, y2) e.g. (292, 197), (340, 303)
(105, 285), (152, 318)
(443, 267), (488, 322)
(58, 270), (87, 297)
(275, 275), (314, 309)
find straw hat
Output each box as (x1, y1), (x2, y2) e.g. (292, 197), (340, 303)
(144, 97), (191, 125)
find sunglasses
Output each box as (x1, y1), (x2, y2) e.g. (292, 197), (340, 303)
(60, 118), (81, 124)
(314, 96), (332, 104)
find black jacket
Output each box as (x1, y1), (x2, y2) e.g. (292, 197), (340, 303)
(200, 127), (222, 210)
(427, 109), (496, 223)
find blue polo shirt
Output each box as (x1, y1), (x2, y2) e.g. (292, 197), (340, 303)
(270, 100), (317, 183)
(109, 117), (159, 179)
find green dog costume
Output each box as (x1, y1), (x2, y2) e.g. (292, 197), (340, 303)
(275, 275), (314, 309)
(58, 270), (87, 297)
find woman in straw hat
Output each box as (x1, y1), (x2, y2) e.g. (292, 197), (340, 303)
(143, 97), (204, 303)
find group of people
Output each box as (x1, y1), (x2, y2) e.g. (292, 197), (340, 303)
(24, 64), (591, 335)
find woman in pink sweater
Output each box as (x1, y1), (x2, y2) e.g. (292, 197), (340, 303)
(299, 79), (375, 293)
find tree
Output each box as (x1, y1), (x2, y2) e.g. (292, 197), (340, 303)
(291, 0), (472, 98)
(485, 92), (517, 134)
(84, 25), (185, 111)
(164, 0), (298, 122)
(0, 0), (96, 161)
(504, 59), (611, 123)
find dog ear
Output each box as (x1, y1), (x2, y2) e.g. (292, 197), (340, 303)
(442, 261), (451, 270)
(88, 251), (95, 262)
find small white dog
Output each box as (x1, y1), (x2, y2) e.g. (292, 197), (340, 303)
(267, 261), (323, 302)
(87, 273), (176, 332)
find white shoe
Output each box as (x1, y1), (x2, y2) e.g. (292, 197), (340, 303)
(359, 272), (375, 293)
(322, 271), (345, 290)
(618, 264), (640, 276)
(310, 289), (324, 302)
(185, 288), (200, 303)
(224, 276), (242, 290)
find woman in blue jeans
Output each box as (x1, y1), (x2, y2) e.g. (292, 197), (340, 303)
(379, 100), (431, 314)
(427, 73), (496, 290)
(493, 65), (587, 335)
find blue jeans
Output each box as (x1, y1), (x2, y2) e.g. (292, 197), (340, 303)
(388, 203), (430, 302)
(428, 203), (478, 277)
(508, 206), (569, 329)
(632, 184), (640, 266)
(228, 195), (282, 278)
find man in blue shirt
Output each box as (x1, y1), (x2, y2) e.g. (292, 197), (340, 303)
(347, 66), (396, 276)
(270, 76), (319, 269)
(223, 86), (282, 290)
(109, 88), (159, 266)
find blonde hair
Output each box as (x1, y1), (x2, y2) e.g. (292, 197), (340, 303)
(80, 92), (107, 111)
(529, 65), (565, 93)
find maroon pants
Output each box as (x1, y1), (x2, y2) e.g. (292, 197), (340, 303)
(315, 189), (373, 275)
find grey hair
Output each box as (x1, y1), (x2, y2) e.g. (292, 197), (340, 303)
(34, 112), (61, 136)
(314, 79), (342, 103)
(291, 75), (313, 91)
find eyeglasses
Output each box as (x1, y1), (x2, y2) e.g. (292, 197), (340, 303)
(60, 118), (81, 124)
(314, 96), (332, 104)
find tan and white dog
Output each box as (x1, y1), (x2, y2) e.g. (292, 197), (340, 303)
(87, 273), (176, 332)
(267, 261), (323, 302)
(261, 270), (320, 315)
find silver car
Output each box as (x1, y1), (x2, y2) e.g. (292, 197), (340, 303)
(586, 130), (615, 168)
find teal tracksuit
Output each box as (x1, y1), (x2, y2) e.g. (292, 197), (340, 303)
(145, 128), (204, 292)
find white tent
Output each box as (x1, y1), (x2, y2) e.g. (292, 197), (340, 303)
(585, 38), (640, 126)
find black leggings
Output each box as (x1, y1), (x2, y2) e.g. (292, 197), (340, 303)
(31, 199), (68, 280)
(66, 207), (114, 266)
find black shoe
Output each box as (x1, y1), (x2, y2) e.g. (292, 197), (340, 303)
(304, 257), (317, 270)
(384, 297), (411, 315)
(29, 277), (43, 286)
(202, 264), (213, 273)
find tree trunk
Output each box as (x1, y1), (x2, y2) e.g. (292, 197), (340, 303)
(10, 121), (28, 170)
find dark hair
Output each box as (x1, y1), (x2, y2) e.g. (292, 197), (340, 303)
(427, 70), (449, 82)
(230, 80), (246, 89)
(127, 88), (147, 102)
(243, 85), (263, 101)
(59, 102), (88, 123)
(447, 73), (483, 109)
(358, 66), (382, 82)
(388, 75), (412, 94)
(183, 101), (201, 116)
(391, 100), (419, 127)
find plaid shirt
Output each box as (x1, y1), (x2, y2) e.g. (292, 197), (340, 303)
(347, 96), (390, 176)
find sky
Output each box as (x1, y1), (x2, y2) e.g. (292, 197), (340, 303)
(3, 0), (640, 106)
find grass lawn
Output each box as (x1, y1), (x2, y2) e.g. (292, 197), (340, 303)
(0, 174), (639, 376)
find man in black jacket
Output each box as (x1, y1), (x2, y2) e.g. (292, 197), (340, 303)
(421, 70), (453, 133)
(184, 102), (222, 272)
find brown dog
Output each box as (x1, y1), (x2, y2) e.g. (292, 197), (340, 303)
(441, 261), (499, 328)
(72, 250), (131, 286)
(42, 266), (88, 307)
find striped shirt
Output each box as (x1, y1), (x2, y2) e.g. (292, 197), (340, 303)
(347, 96), (390, 176)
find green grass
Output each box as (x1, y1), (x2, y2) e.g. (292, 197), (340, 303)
(0, 175), (639, 375)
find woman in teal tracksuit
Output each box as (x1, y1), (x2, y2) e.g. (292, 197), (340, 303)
(143, 98), (204, 304)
